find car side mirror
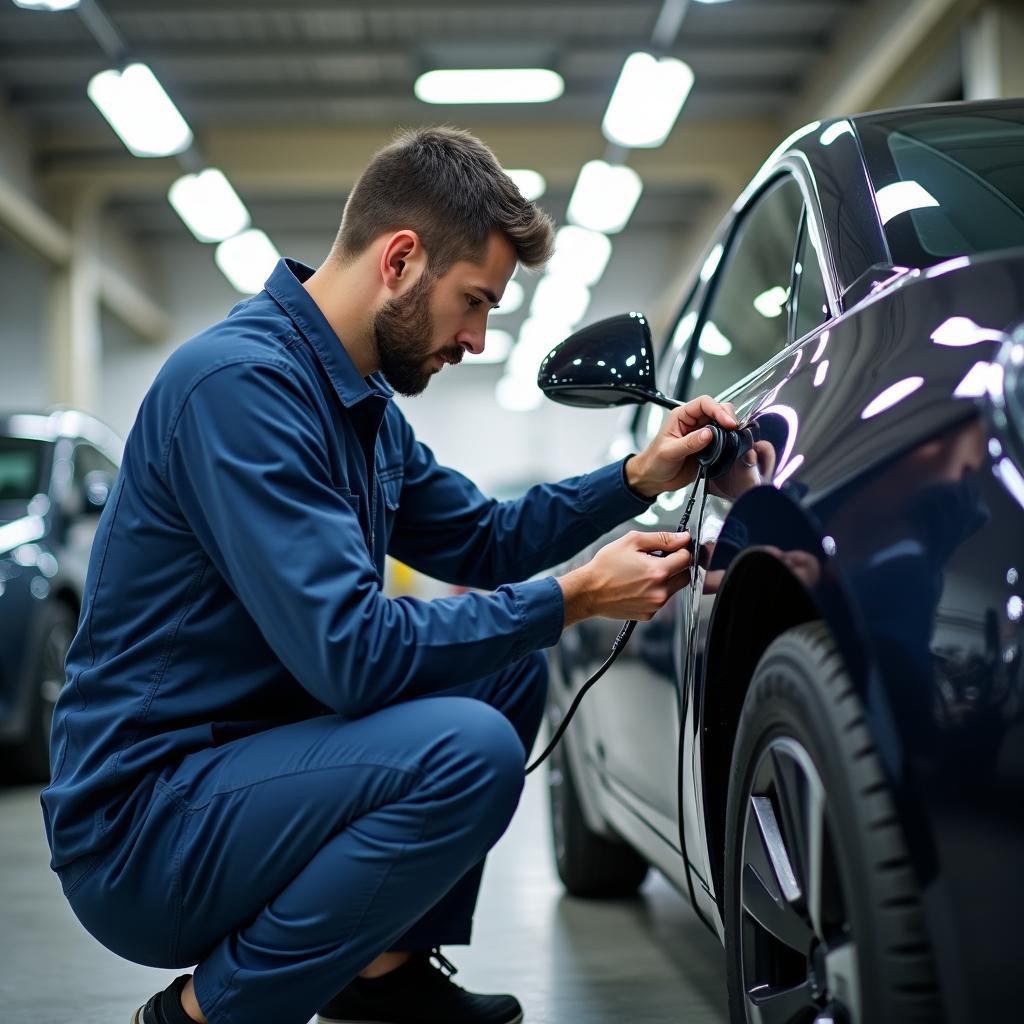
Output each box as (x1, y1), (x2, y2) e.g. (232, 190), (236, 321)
(83, 470), (114, 513)
(536, 312), (677, 410)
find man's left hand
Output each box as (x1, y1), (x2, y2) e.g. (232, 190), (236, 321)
(626, 395), (738, 498)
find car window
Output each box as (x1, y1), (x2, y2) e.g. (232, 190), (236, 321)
(686, 175), (805, 400)
(71, 444), (117, 506)
(792, 215), (830, 340)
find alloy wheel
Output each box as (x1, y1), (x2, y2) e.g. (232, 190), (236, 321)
(739, 736), (860, 1024)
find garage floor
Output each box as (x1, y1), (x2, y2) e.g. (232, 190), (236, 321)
(0, 772), (729, 1024)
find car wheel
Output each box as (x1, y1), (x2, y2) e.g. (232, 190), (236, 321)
(9, 600), (76, 783)
(724, 622), (939, 1024)
(547, 720), (648, 897)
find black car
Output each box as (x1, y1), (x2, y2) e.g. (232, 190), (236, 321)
(539, 99), (1024, 1024)
(0, 410), (121, 781)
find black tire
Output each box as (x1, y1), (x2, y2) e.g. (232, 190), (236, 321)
(547, 724), (648, 897)
(7, 601), (77, 783)
(724, 622), (940, 1024)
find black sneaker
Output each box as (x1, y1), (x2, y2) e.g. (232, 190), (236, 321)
(130, 975), (196, 1024)
(318, 948), (523, 1024)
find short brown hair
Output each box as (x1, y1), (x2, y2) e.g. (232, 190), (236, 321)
(332, 126), (554, 274)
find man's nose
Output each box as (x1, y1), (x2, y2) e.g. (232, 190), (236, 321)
(456, 329), (486, 356)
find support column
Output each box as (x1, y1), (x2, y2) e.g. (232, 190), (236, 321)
(48, 188), (102, 413)
(964, 0), (1024, 100)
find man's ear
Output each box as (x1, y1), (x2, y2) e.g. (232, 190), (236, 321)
(379, 230), (425, 291)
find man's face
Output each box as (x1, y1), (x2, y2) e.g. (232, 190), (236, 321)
(372, 231), (517, 396)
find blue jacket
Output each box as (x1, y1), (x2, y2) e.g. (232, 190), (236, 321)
(41, 258), (651, 870)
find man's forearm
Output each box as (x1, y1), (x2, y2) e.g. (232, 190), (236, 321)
(556, 567), (594, 629)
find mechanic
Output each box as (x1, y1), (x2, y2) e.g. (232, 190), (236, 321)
(40, 127), (737, 1024)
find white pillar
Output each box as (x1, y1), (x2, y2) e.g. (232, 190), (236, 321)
(48, 189), (102, 412)
(964, 0), (1024, 100)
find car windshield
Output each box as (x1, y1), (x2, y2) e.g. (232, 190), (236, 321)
(857, 104), (1024, 268)
(0, 436), (45, 504)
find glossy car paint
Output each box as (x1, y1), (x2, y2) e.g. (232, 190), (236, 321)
(548, 101), (1024, 1021)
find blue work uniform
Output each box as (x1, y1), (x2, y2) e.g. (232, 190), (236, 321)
(40, 258), (652, 1024)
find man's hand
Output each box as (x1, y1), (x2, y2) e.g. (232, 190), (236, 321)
(626, 395), (738, 498)
(558, 530), (693, 627)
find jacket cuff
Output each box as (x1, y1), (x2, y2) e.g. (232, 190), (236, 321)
(508, 576), (565, 658)
(578, 456), (655, 533)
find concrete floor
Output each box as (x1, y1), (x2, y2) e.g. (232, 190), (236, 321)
(0, 771), (729, 1024)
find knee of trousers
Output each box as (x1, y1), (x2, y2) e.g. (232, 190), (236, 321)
(424, 697), (527, 837)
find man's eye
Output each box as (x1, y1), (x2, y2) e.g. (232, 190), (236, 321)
(467, 295), (482, 309)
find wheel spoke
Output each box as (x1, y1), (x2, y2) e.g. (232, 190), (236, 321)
(747, 979), (818, 1024)
(824, 942), (861, 1024)
(770, 747), (811, 892)
(742, 861), (813, 954)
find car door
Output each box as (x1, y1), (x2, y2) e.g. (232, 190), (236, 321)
(670, 173), (836, 904)
(60, 442), (118, 589)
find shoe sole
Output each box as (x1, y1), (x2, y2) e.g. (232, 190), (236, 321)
(317, 1014), (523, 1024)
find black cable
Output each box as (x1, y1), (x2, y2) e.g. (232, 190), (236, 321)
(525, 461), (710, 774)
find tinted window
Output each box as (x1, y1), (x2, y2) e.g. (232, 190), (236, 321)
(690, 176), (804, 399)
(793, 217), (830, 340)
(0, 437), (44, 502)
(858, 106), (1024, 266)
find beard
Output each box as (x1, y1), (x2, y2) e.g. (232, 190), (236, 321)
(372, 272), (463, 396)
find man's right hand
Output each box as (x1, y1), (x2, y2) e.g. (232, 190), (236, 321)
(557, 530), (693, 628)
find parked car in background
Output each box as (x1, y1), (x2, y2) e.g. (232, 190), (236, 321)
(0, 410), (121, 781)
(540, 99), (1024, 1024)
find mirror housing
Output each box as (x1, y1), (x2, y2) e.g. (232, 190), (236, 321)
(537, 312), (677, 410)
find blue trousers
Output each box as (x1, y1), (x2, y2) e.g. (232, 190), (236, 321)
(59, 651), (548, 1024)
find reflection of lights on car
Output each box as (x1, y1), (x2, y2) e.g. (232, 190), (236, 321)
(699, 321), (732, 356)
(811, 330), (830, 363)
(813, 360), (829, 388)
(931, 316), (1004, 347)
(774, 454), (804, 488)
(1008, 596), (1023, 622)
(990, 438), (1003, 458)
(1008, 568), (1019, 586)
(953, 361), (1003, 399)
(924, 255), (970, 279)
(657, 489), (687, 512)
(671, 311), (698, 353)
(860, 376), (925, 419)
(822, 535), (837, 556)
(692, 356), (704, 380)
(874, 181), (939, 225)
(752, 286), (789, 318)
(699, 243), (723, 282)
(761, 403), (800, 473)
(819, 120), (854, 146)
(790, 349), (802, 374)
(634, 507), (660, 526)
(993, 457), (1024, 511)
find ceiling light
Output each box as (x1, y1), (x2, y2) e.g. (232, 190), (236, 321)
(874, 181), (939, 225)
(168, 169), (250, 243)
(414, 69), (564, 105)
(215, 229), (281, 294)
(491, 280), (524, 315)
(469, 330), (513, 364)
(698, 321), (732, 356)
(602, 52), (694, 149)
(753, 286), (789, 319)
(87, 63), (193, 158)
(567, 160), (643, 234)
(506, 169), (546, 201)
(495, 375), (543, 412)
(509, 317), (574, 377)
(530, 275), (590, 326)
(547, 226), (612, 287)
(12, 0), (79, 8)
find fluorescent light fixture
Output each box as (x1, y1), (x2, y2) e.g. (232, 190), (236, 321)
(168, 169), (250, 243)
(602, 52), (694, 148)
(753, 285), (789, 319)
(699, 243), (723, 282)
(414, 68), (563, 105)
(547, 226), (612, 287)
(819, 120), (854, 146)
(495, 375), (543, 412)
(567, 160), (643, 234)
(930, 315), (1004, 347)
(215, 229), (281, 294)
(491, 279), (524, 315)
(509, 316), (574, 377)
(698, 321), (732, 356)
(692, 0), (733, 3)
(875, 181), (939, 225)
(860, 376), (924, 419)
(87, 63), (193, 158)
(13, 0), (79, 7)
(531, 275), (590, 326)
(506, 169), (546, 201)
(0, 516), (45, 557)
(465, 330), (513, 364)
